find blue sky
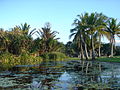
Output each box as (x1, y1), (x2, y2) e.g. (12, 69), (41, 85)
(0, 0), (120, 44)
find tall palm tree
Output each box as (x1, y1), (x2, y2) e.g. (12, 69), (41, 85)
(84, 12), (109, 60)
(40, 22), (59, 40)
(95, 13), (108, 57)
(70, 14), (91, 60)
(30, 22), (61, 55)
(70, 27), (85, 60)
(105, 18), (120, 57)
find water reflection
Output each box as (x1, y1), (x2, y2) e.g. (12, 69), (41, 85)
(0, 60), (120, 89)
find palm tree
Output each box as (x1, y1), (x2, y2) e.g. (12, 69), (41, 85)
(70, 24), (90, 59)
(84, 12), (109, 60)
(70, 14), (90, 60)
(19, 22), (31, 35)
(95, 13), (108, 57)
(105, 18), (120, 57)
(30, 22), (62, 55)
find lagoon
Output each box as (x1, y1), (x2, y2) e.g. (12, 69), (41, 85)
(0, 60), (120, 89)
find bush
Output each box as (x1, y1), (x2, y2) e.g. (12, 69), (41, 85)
(0, 52), (43, 70)
(19, 53), (42, 65)
(0, 52), (17, 69)
(40, 52), (66, 61)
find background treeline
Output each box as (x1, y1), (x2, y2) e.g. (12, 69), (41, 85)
(0, 22), (64, 56)
(0, 12), (120, 63)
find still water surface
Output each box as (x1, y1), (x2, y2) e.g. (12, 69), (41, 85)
(0, 60), (120, 90)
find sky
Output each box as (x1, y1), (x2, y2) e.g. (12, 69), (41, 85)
(0, 0), (120, 44)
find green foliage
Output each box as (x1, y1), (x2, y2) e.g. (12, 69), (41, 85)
(41, 52), (67, 61)
(0, 52), (42, 70)
(0, 23), (33, 55)
(100, 43), (111, 56)
(19, 53), (42, 65)
(0, 52), (16, 69)
(65, 41), (78, 57)
(115, 46), (120, 56)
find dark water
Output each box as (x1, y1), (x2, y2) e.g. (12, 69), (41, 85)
(0, 60), (120, 90)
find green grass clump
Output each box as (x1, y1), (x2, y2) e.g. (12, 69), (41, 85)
(65, 57), (80, 61)
(96, 56), (120, 62)
(41, 52), (67, 61)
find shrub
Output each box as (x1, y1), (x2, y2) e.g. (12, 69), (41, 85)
(41, 52), (66, 61)
(0, 52), (43, 70)
(19, 53), (42, 65)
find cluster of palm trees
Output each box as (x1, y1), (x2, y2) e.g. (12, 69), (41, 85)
(70, 12), (120, 60)
(0, 22), (64, 56)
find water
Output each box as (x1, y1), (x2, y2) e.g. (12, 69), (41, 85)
(0, 60), (120, 90)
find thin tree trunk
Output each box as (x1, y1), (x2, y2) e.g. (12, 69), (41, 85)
(79, 33), (85, 60)
(91, 35), (95, 60)
(80, 43), (84, 60)
(98, 35), (101, 57)
(111, 38), (114, 57)
(84, 42), (89, 60)
(82, 36), (89, 60)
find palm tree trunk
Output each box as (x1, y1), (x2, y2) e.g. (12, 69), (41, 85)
(82, 36), (89, 60)
(91, 35), (95, 60)
(111, 38), (114, 57)
(80, 43), (84, 60)
(98, 35), (101, 57)
(84, 42), (89, 60)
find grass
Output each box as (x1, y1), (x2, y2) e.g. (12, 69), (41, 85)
(96, 56), (120, 63)
(65, 57), (80, 61)
(66, 56), (120, 63)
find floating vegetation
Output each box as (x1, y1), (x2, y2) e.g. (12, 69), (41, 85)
(0, 60), (120, 89)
